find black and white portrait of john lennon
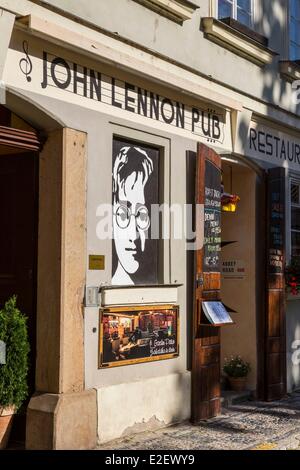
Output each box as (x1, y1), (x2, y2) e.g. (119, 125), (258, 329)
(112, 138), (159, 285)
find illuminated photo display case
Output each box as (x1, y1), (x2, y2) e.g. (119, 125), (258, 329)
(99, 304), (179, 368)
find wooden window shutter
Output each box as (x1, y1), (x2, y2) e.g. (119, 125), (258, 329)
(265, 167), (287, 400)
(0, 125), (40, 152)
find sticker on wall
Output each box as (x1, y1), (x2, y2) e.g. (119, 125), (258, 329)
(221, 259), (246, 279)
(89, 254), (105, 270)
(112, 138), (159, 285)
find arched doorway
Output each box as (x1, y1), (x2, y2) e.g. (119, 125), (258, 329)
(0, 92), (94, 450)
(0, 104), (40, 445)
(220, 156), (260, 394)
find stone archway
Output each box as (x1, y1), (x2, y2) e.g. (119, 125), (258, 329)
(2, 92), (96, 449)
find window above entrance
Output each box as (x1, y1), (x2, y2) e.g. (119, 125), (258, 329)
(289, 0), (300, 61)
(290, 179), (300, 259)
(279, 1), (300, 81)
(202, 4), (276, 67)
(217, 0), (253, 28)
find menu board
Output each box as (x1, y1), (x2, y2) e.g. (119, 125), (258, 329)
(268, 175), (284, 275)
(202, 301), (233, 326)
(204, 160), (222, 271)
(99, 305), (179, 368)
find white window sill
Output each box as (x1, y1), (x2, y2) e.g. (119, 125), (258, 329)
(287, 293), (300, 301)
(279, 61), (300, 83)
(133, 0), (199, 23)
(201, 17), (277, 66)
(99, 284), (182, 306)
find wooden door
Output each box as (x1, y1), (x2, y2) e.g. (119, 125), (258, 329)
(265, 167), (286, 400)
(0, 152), (38, 392)
(191, 143), (222, 422)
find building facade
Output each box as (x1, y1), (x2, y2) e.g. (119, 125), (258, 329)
(0, 0), (300, 449)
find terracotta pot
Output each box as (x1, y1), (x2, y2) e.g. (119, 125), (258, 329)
(228, 376), (247, 392)
(0, 406), (15, 450)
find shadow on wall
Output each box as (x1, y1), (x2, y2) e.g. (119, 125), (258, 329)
(258, 0), (300, 115)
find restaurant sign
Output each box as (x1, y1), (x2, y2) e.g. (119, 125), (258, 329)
(247, 121), (300, 171)
(99, 305), (179, 368)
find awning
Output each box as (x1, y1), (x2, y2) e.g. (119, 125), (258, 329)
(0, 125), (40, 152)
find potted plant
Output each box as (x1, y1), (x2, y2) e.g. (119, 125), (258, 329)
(285, 257), (300, 296)
(0, 296), (30, 449)
(223, 355), (251, 392)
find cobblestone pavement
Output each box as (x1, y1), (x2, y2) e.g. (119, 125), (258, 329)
(97, 392), (300, 450)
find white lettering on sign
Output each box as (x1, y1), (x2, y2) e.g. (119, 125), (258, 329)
(150, 337), (176, 356)
(247, 122), (300, 170)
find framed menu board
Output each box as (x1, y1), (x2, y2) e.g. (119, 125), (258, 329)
(99, 304), (179, 368)
(268, 174), (284, 275)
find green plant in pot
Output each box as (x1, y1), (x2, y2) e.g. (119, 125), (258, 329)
(0, 296), (30, 449)
(223, 355), (251, 392)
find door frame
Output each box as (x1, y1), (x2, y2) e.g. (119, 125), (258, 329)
(1, 102), (93, 450)
(0, 109), (41, 393)
(190, 145), (286, 414)
(219, 154), (284, 401)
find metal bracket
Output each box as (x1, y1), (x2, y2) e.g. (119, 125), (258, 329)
(196, 274), (204, 288)
(84, 286), (100, 307)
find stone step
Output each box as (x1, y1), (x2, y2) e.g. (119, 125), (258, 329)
(221, 390), (252, 407)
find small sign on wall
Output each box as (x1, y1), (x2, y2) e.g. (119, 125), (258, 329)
(89, 255), (105, 270)
(221, 259), (246, 279)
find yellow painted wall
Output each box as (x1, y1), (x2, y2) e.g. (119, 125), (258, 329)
(220, 162), (257, 390)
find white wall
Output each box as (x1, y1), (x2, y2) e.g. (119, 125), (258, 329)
(97, 372), (191, 443)
(15, 86), (196, 439)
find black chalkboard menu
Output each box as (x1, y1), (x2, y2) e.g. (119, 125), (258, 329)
(204, 160), (222, 271)
(268, 170), (285, 275)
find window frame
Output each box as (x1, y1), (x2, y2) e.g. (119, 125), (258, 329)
(289, 0), (300, 61)
(289, 176), (300, 261)
(215, 0), (254, 29)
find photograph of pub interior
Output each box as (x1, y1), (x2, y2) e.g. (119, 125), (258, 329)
(102, 308), (177, 363)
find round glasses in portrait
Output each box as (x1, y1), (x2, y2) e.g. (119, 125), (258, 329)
(112, 146), (153, 285)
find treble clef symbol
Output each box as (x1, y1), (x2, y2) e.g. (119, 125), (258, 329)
(19, 40), (32, 82)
